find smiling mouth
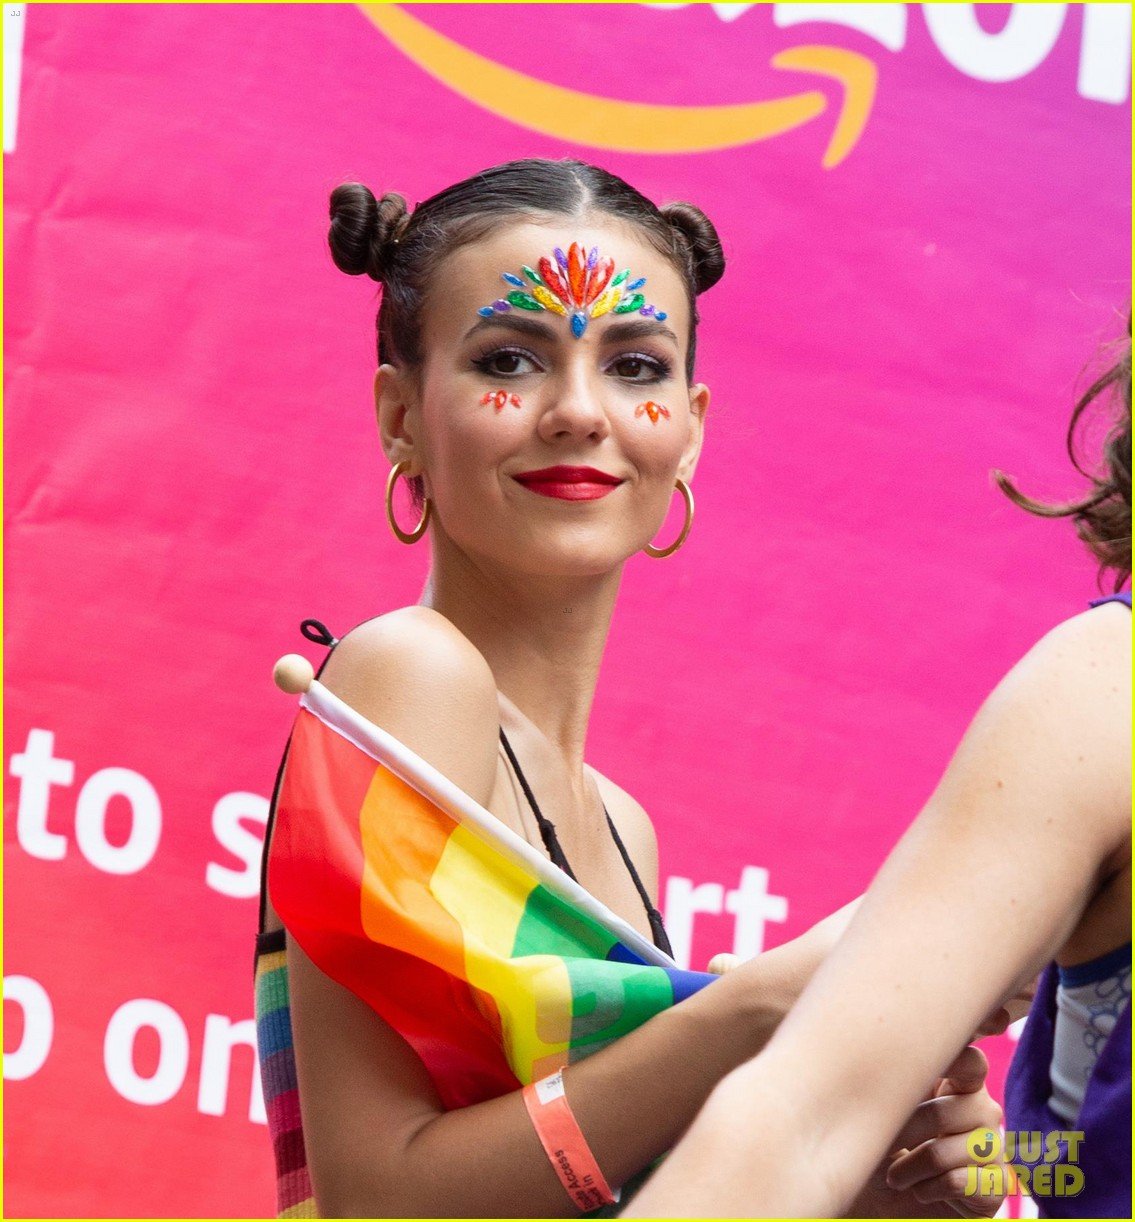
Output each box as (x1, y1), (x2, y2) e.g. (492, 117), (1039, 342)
(513, 466), (623, 501)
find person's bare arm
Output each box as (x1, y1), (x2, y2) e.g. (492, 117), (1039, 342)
(291, 933), (806, 1218)
(627, 605), (1131, 1218)
(281, 608), (821, 1218)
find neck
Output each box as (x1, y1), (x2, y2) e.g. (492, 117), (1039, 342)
(421, 535), (622, 768)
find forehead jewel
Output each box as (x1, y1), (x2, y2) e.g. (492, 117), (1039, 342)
(477, 241), (667, 338)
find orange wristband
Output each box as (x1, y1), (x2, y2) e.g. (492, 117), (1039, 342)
(523, 1071), (617, 1212)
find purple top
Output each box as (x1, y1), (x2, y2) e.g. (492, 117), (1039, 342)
(1088, 591), (1133, 611)
(1003, 590), (1131, 1218)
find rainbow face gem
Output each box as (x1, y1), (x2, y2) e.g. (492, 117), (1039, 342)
(635, 401), (670, 424)
(481, 389), (522, 411)
(477, 242), (668, 338)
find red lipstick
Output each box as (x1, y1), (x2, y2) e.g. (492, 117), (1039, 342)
(513, 465), (622, 501)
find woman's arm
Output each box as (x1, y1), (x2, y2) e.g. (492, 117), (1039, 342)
(281, 607), (812, 1218)
(290, 933), (798, 1218)
(627, 604), (1132, 1218)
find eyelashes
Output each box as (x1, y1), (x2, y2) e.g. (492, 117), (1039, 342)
(471, 346), (539, 377)
(608, 354), (673, 383)
(470, 345), (673, 384)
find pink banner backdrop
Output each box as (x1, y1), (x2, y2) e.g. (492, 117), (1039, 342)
(4, 4), (1130, 1217)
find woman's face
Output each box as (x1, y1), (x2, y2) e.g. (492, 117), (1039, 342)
(378, 218), (708, 578)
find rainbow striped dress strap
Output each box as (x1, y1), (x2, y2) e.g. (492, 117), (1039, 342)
(255, 928), (317, 1218)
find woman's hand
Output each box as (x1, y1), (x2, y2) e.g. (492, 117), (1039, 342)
(852, 1046), (1005, 1217)
(706, 931), (1009, 1219)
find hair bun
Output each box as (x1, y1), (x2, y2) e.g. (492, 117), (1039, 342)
(661, 201), (725, 294)
(328, 183), (410, 282)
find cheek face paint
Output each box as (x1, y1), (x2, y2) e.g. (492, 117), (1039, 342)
(481, 390), (522, 411)
(635, 401), (670, 424)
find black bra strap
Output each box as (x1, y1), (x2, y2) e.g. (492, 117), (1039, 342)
(605, 813), (673, 959)
(498, 730), (578, 881)
(499, 729), (671, 955)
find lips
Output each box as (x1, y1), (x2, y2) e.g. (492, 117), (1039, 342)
(513, 465), (623, 501)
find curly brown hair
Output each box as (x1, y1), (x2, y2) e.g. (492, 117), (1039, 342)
(994, 322), (1131, 592)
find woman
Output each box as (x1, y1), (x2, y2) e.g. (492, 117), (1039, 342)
(628, 330), (1131, 1218)
(256, 159), (1003, 1219)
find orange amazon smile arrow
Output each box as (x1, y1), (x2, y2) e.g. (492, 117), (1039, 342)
(358, 5), (876, 167)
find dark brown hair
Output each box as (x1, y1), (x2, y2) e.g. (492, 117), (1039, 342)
(994, 322), (1131, 591)
(327, 158), (725, 382)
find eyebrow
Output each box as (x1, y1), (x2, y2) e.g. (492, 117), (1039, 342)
(462, 313), (681, 347)
(463, 314), (559, 344)
(598, 317), (681, 347)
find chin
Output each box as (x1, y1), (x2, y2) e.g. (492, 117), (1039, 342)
(499, 530), (634, 581)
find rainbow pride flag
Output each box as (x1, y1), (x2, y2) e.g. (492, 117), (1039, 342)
(269, 681), (715, 1110)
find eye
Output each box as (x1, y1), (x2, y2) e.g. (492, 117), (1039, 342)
(472, 347), (540, 377)
(608, 353), (672, 383)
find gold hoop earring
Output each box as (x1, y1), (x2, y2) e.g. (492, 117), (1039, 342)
(385, 460), (431, 545)
(643, 479), (694, 558)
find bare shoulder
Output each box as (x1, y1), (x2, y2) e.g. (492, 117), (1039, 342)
(945, 602), (1130, 855)
(591, 769), (660, 902)
(1031, 599), (1130, 670)
(320, 607), (501, 805)
(992, 603), (1130, 733)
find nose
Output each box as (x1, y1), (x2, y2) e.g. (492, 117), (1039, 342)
(535, 365), (611, 445)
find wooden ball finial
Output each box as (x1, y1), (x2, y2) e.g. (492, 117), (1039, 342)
(707, 953), (742, 976)
(273, 654), (314, 694)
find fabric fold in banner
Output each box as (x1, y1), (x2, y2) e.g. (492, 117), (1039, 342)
(269, 681), (716, 1110)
